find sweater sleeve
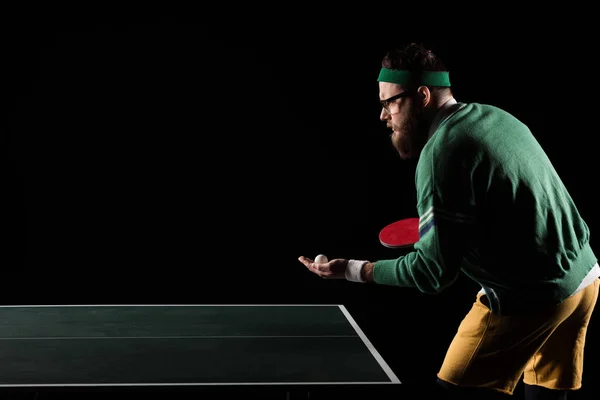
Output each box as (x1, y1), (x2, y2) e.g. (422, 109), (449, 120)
(373, 136), (479, 294)
(373, 203), (476, 293)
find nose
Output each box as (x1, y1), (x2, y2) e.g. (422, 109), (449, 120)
(380, 108), (389, 121)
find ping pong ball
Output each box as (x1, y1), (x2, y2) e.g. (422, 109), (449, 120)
(314, 254), (328, 263)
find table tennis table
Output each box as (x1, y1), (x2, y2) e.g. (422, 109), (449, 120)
(0, 304), (401, 398)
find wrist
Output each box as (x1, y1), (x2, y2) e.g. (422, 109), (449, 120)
(345, 260), (372, 283)
(345, 260), (367, 283)
(361, 262), (375, 282)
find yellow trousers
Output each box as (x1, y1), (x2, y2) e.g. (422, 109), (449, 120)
(438, 279), (599, 395)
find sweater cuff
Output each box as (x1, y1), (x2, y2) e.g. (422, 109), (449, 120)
(345, 259), (368, 283)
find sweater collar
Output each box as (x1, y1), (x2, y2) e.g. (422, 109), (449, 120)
(428, 98), (459, 139)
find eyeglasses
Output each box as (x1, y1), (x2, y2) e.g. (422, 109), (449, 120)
(380, 91), (411, 114)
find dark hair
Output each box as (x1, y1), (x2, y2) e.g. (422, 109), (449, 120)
(382, 42), (451, 93)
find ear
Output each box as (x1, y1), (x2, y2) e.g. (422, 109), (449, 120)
(416, 86), (431, 107)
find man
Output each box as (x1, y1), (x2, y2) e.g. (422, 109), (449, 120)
(298, 42), (599, 399)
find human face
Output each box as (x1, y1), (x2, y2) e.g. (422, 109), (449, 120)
(379, 82), (429, 160)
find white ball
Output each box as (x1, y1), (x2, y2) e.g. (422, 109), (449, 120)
(314, 254), (328, 264)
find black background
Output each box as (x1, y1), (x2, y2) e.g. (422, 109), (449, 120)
(4, 13), (599, 399)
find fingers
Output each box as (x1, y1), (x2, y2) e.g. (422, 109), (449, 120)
(298, 255), (327, 265)
(298, 256), (313, 266)
(298, 256), (333, 278)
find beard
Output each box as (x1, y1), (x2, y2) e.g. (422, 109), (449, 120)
(390, 104), (429, 160)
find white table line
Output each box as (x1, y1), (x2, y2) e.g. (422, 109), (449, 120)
(0, 381), (401, 387)
(0, 304), (343, 308)
(0, 335), (359, 340)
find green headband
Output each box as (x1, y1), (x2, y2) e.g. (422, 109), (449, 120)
(377, 68), (451, 87)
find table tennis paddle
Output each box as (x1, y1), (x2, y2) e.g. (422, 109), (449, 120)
(378, 217), (420, 249)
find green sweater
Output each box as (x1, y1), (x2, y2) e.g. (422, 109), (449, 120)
(374, 102), (597, 315)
